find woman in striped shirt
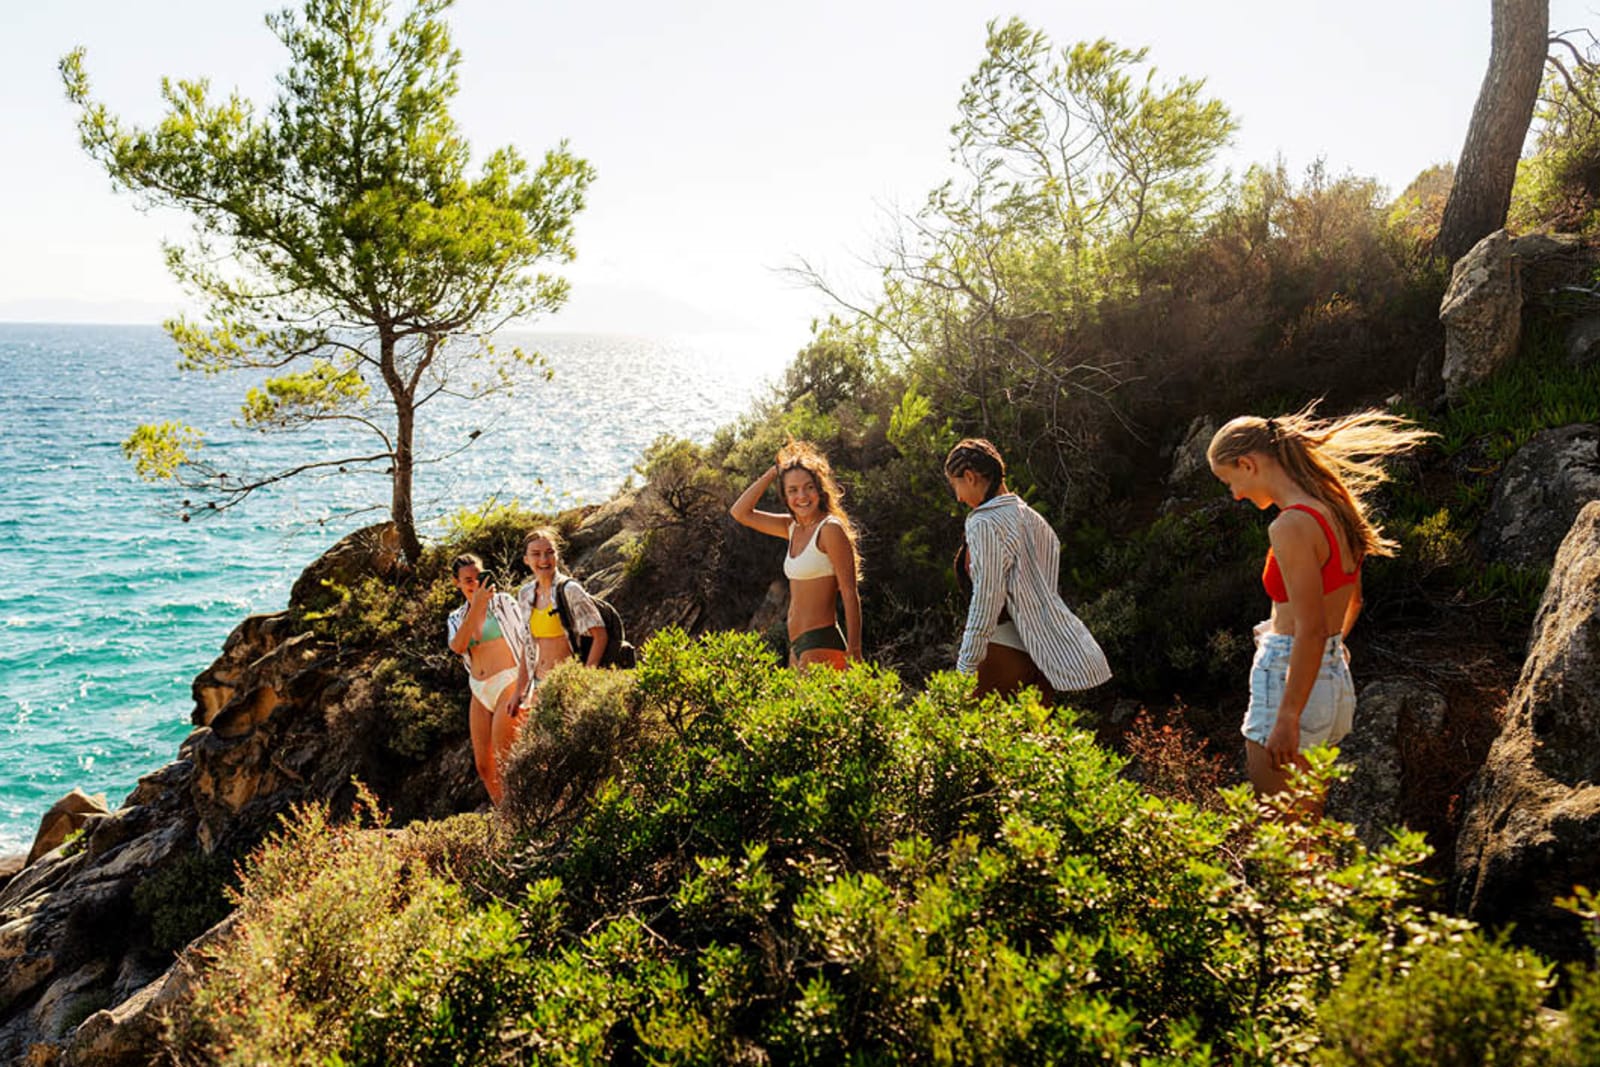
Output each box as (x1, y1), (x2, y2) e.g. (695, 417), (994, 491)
(945, 439), (1111, 701)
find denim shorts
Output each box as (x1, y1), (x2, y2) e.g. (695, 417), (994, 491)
(1242, 622), (1355, 750)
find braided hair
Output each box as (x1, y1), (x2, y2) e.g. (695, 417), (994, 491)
(944, 438), (1007, 503)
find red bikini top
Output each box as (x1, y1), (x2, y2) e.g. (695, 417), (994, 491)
(1261, 504), (1361, 603)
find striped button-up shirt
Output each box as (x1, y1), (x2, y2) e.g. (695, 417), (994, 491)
(956, 494), (1112, 690)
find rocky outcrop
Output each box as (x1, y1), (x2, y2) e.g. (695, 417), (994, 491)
(24, 790), (109, 866)
(1166, 415), (1217, 488)
(0, 523), (481, 1064)
(60, 915), (238, 1067)
(1440, 230), (1521, 400)
(565, 489), (641, 597)
(1479, 423), (1600, 569)
(1454, 501), (1600, 961)
(1567, 313), (1600, 369)
(1327, 679), (1448, 850)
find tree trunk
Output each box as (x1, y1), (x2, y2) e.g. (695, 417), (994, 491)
(393, 397), (420, 564)
(1434, 0), (1549, 264)
(379, 332), (422, 563)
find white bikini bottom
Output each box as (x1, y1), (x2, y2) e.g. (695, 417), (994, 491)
(989, 620), (1027, 652)
(468, 666), (519, 711)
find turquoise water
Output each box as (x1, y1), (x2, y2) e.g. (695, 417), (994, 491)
(0, 323), (784, 855)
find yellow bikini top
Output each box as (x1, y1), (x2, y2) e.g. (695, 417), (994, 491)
(528, 598), (567, 639)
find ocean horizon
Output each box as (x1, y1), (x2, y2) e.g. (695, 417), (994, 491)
(0, 322), (791, 855)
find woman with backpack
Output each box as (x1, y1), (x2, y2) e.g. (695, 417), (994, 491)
(730, 440), (863, 670)
(516, 527), (608, 707)
(944, 438), (1111, 703)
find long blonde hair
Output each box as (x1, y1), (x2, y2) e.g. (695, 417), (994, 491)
(777, 439), (862, 580)
(1207, 403), (1434, 560)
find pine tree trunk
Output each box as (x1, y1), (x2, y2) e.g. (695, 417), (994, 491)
(393, 397), (421, 564)
(379, 331), (422, 563)
(1434, 0), (1549, 264)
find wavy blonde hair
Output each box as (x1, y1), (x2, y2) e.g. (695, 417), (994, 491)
(1207, 403), (1435, 560)
(777, 439), (861, 579)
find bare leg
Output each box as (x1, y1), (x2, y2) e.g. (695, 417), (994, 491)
(1245, 739), (1322, 819)
(489, 691), (525, 802)
(468, 697), (500, 804)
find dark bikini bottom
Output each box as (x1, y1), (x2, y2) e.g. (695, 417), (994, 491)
(791, 623), (846, 658)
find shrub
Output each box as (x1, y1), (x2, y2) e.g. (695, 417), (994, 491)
(132, 847), (239, 953)
(166, 635), (1596, 1066)
(1315, 932), (1554, 1066)
(166, 791), (521, 1067)
(1122, 703), (1232, 809)
(499, 661), (655, 839)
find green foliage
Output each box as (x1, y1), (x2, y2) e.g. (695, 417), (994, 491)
(1315, 933), (1553, 1066)
(63, 0), (595, 557)
(167, 790), (524, 1067)
(1512, 36), (1600, 234)
(373, 655), (460, 760)
(132, 847), (239, 953)
(57, 826), (86, 857)
(1469, 562), (1552, 627)
(239, 359), (370, 427)
(121, 421), (204, 481)
(500, 661), (656, 838)
(169, 634), (1597, 1065)
(637, 435), (730, 528)
(1423, 332), (1600, 464)
(947, 19), (1236, 293)
(1072, 504), (1266, 691)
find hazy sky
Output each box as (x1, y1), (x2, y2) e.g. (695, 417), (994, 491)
(3, 1), (1593, 358)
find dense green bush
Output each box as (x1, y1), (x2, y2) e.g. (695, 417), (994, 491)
(165, 633), (1597, 1065)
(1316, 933), (1553, 1066)
(131, 846), (239, 953)
(500, 659), (656, 839)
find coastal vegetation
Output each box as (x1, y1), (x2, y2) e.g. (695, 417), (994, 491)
(161, 640), (1600, 1064)
(17, 3), (1600, 1063)
(62, 0), (594, 561)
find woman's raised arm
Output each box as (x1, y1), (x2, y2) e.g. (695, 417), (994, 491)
(730, 462), (792, 539)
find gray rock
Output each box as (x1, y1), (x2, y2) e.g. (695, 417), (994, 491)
(568, 491), (638, 557)
(1167, 415), (1217, 487)
(62, 915), (238, 1067)
(1566, 313), (1600, 370)
(1509, 232), (1581, 259)
(746, 579), (789, 641)
(1440, 229), (1522, 400)
(1480, 424), (1600, 568)
(1327, 680), (1449, 850)
(1455, 501), (1600, 960)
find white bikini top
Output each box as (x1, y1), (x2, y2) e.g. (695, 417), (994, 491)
(784, 515), (838, 581)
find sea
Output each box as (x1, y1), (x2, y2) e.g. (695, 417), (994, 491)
(0, 323), (790, 856)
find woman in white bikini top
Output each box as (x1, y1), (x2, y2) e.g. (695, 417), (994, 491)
(784, 515), (840, 581)
(731, 441), (863, 670)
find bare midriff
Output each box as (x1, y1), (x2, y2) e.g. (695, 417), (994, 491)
(467, 634), (517, 684)
(787, 575), (840, 639)
(1267, 584), (1357, 637)
(534, 635), (572, 679)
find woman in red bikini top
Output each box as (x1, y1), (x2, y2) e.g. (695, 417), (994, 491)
(1208, 406), (1432, 810)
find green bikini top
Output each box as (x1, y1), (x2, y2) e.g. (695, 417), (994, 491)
(467, 611), (503, 649)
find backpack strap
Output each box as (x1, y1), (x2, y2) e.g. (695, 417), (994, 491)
(553, 578), (582, 655)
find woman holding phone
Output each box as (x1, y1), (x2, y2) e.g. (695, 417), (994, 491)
(446, 553), (529, 805)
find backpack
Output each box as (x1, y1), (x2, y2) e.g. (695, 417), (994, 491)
(555, 578), (638, 669)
